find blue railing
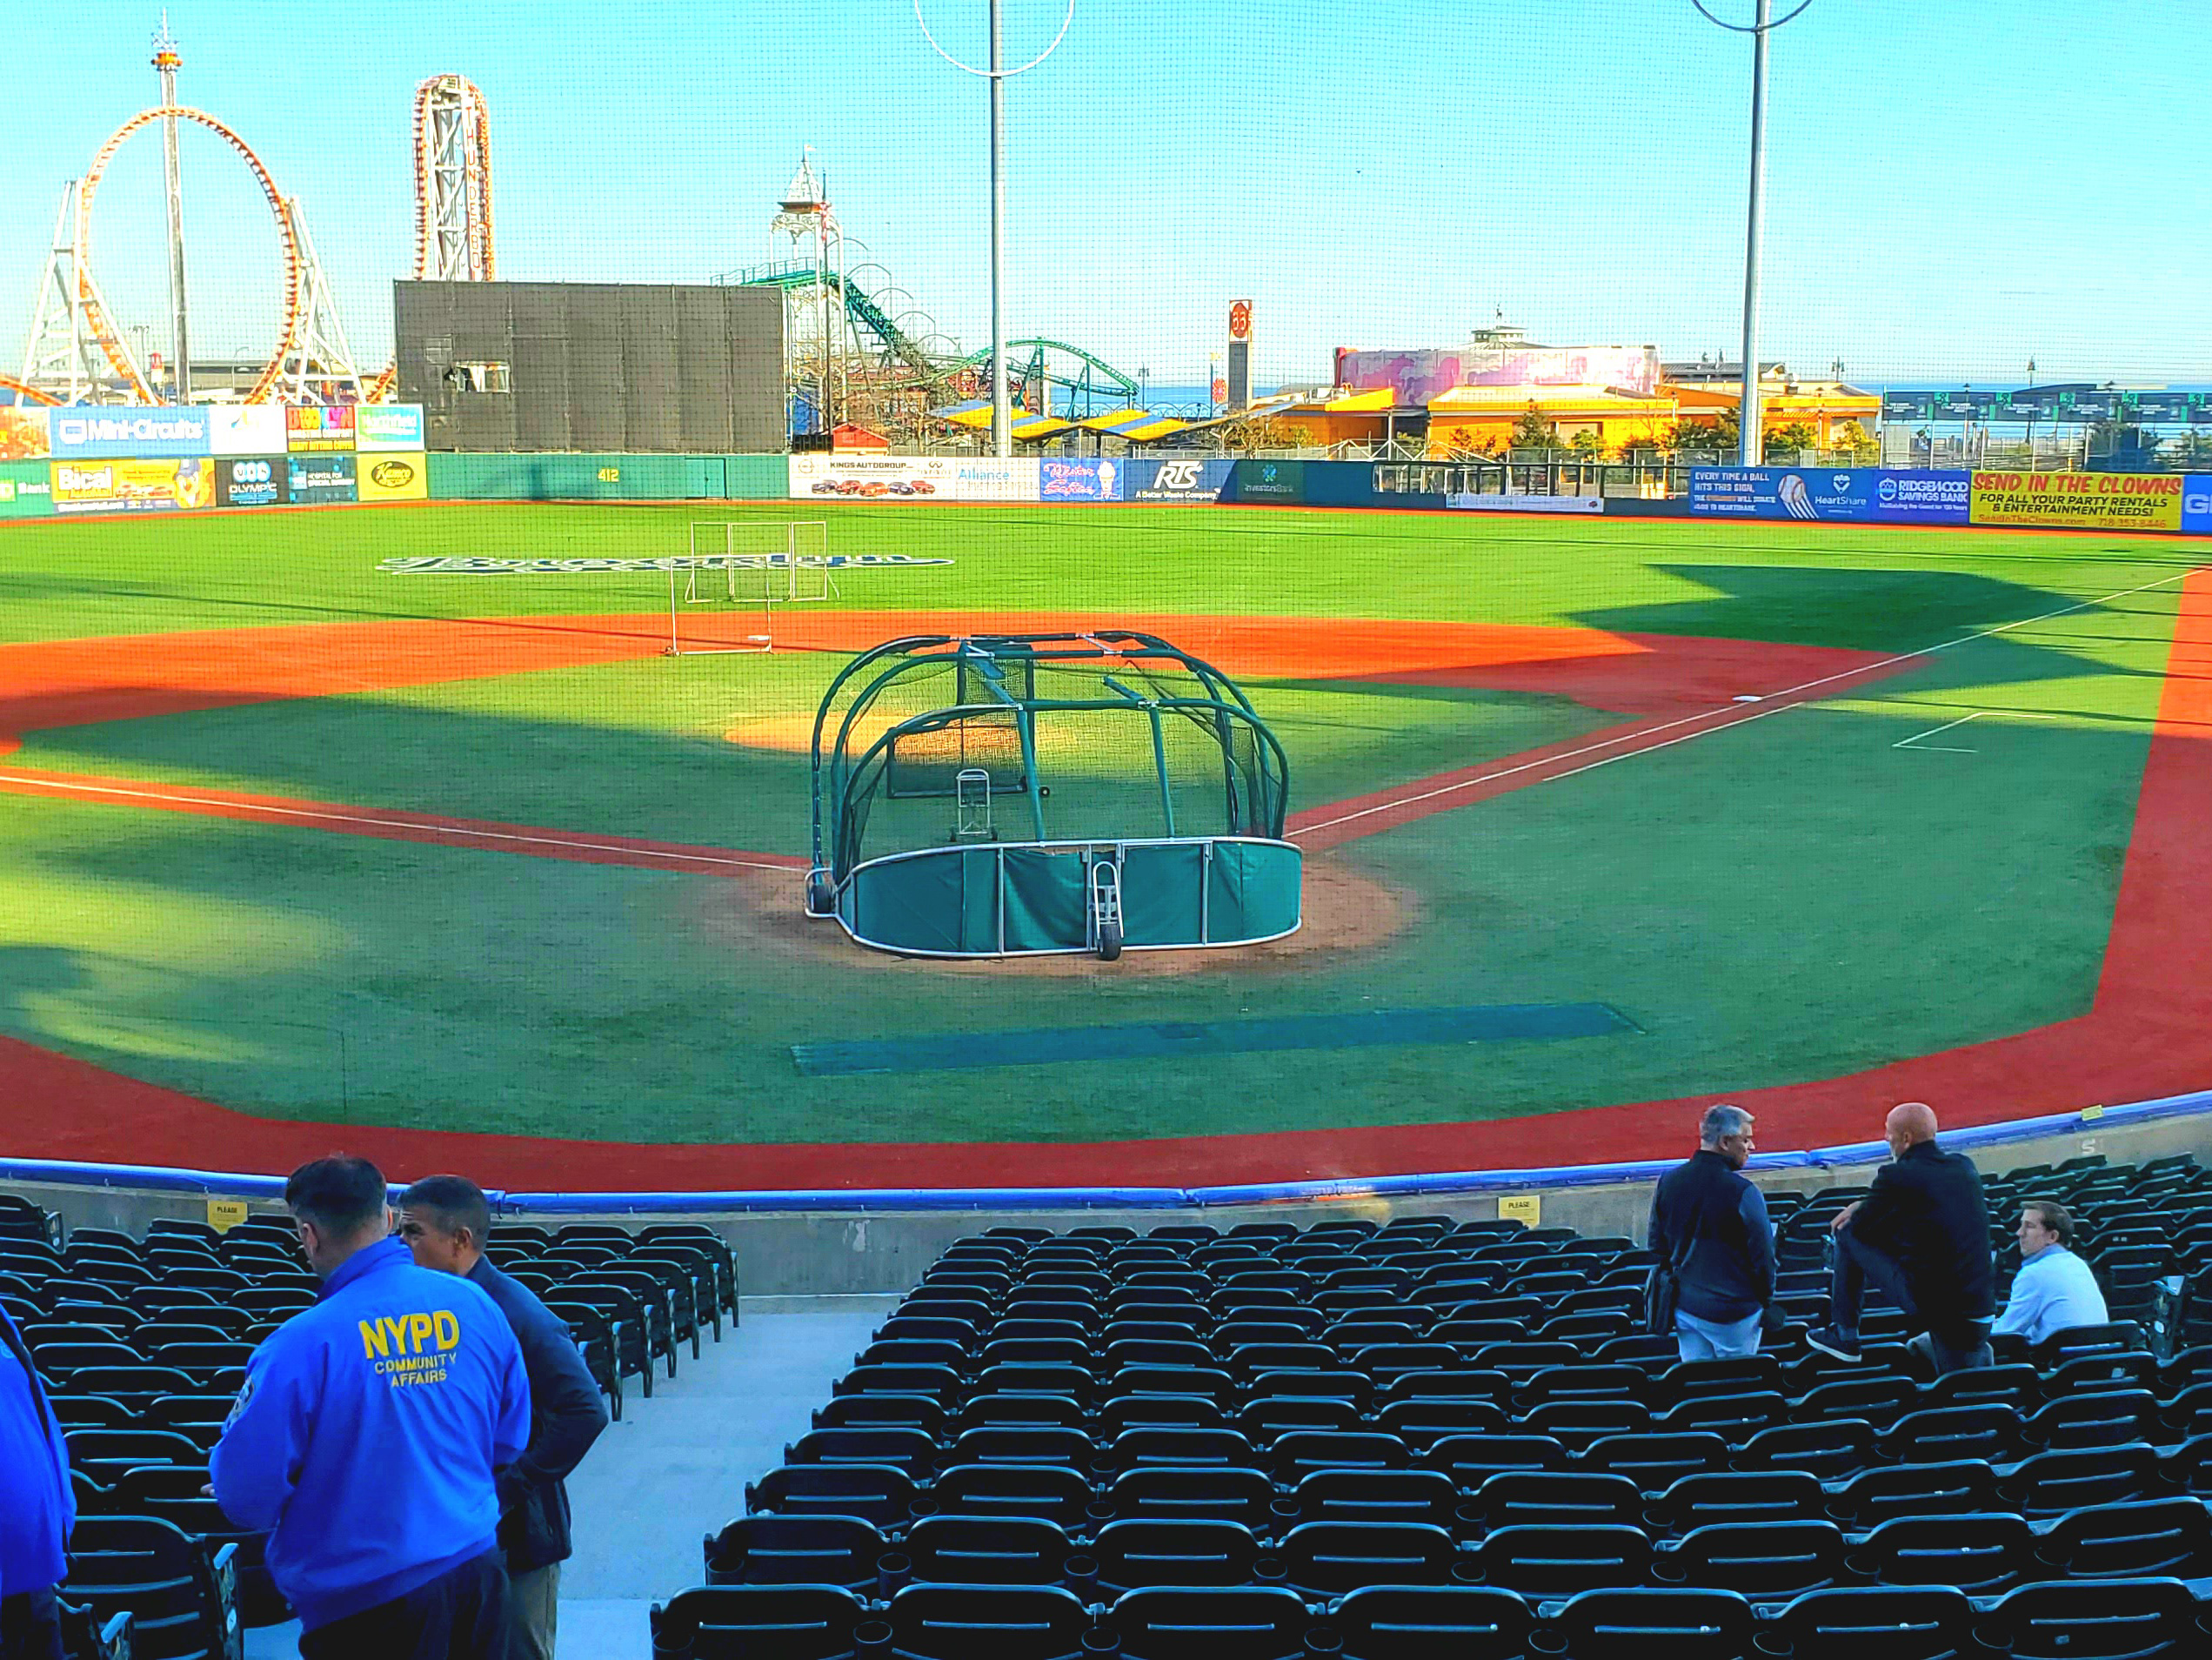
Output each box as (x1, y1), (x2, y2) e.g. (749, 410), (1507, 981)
(2, 1088), (2205, 1215)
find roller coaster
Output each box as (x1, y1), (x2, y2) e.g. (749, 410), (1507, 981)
(725, 256), (1141, 437)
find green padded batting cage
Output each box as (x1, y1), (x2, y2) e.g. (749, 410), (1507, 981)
(805, 632), (1301, 960)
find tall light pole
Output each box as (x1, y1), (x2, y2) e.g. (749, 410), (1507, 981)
(151, 10), (190, 403)
(916, 0), (1074, 459)
(1695, 0), (1810, 467)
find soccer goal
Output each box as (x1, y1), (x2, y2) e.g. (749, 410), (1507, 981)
(665, 521), (834, 655)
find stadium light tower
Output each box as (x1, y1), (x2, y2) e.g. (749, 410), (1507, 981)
(151, 10), (190, 402)
(914, 0), (1075, 459)
(1694, 0), (1811, 467)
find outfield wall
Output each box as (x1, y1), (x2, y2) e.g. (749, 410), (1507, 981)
(5, 405), (2212, 536)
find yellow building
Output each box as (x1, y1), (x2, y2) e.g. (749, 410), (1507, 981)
(1425, 385), (1683, 457)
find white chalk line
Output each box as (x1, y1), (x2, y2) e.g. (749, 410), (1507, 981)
(1288, 569), (2196, 840)
(0, 773), (799, 873)
(1893, 709), (2064, 754)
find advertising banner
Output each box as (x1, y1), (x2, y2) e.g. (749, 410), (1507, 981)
(286, 405), (357, 452)
(208, 406), (288, 457)
(1038, 457), (1123, 501)
(49, 405), (211, 459)
(1688, 467), (1969, 525)
(358, 452), (431, 503)
(214, 456), (287, 509)
(1969, 471), (2183, 531)
(1447, 492), (1605, 514)
(357, 405), (426, 452)
(2183, 476), (2212, 536)
(1122, 458), (1233, 502)
(0, 405), (51, 461)
(52, 457), (215, 513)
(947, 458), (1040, 502)
(1228, 459), (1306, 503)
(0, 459), (56, 518)
(287, 452), (358, 505)
(789, 453), (952, 499)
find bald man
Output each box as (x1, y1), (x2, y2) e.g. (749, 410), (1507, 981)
(1806, 1103), (1995, 1372)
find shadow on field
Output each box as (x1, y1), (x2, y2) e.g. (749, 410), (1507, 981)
(1574, 564), (2126, 654)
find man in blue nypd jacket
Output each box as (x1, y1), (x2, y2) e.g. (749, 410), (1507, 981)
(212, 1157), (531, 1658)
(1, 1297), (74, 1660)
(398, 1175), (608, 1660)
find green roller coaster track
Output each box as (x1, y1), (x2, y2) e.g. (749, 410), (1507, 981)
(725, 261), (1141, 417)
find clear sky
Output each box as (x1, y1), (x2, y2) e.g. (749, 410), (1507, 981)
(3, 1), (2206, 389)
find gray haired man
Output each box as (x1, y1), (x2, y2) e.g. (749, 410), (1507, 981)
(1647, 1105), (1780, 1360)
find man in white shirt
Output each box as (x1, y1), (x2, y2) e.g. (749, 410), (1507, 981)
(1992, 1201), (2108, 1346)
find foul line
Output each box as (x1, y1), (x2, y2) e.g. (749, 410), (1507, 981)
(1289, 569), (2196, 842)
(0, 772), (801, 874)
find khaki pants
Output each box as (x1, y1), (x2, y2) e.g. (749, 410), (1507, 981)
(505, 1562), (559, 1660)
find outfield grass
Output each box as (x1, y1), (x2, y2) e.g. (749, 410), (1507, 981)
(0, 503), (2196, 1148)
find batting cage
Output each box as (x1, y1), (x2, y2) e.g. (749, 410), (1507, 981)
(805, 632), (1301, 960)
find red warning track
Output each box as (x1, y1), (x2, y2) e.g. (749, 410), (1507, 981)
(1, 589), (2207, 1189)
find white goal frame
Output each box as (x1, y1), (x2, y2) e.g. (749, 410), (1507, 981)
(666, 521), (835, 655)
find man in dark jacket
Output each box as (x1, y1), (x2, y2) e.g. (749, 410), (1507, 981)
(1648, 1104), (1778, 1360)
(1, 1300), (73, 1660)
(1807, 1101), (1995, 1371)
(399, 1177), (610, 1660)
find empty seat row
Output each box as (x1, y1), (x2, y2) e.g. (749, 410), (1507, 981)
(649, 1575), (2212, 1660)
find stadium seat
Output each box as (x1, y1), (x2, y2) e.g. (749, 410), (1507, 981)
(1106, 1586), (1309, 1660)
(1974, 1577), (2202, 1660)
(1736, 1416), (1876, 1478)
(1327, 1585), (1532, 1660)
(700, 1516), (885, 1591)
(1291, 1468), (1460, 1529)
(926, 1462), (1096, 1530)
(1458, 1470), (1646, 1532)
(1089, 1519), (1261, 1593)
(743, 1463), (919, 1528)
(785, 1428), (939, 1476)
(1999, 1443), (2162, 1516)
(61, 1515), (239, 1660)
(900, 1516), (1072, 1586)
(1542, 1587), (1754, 1660)
(1756, 1585), (1978, 1660)
(1465, 1524), (1650, 1595)
(883, 1583), (1092, 1660)
(1828, 1459), (1998, 1526)
(2042, 1496), (2212, 1577)
(1578, 1431), (1725, 1491)
(1268, 1520), (1459, 1594)
(1655, 1519), (1847, 1596)
(1846, 1512), (2036, 1596)
(1107, 1466), (1277, 1531)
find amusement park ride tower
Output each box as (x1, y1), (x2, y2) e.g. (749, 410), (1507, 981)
(151, 11), (189, 400)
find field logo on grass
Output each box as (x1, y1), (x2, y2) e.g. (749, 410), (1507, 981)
(378, 554), (953, 574)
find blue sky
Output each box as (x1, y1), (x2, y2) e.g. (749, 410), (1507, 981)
(3, 2), (2206, 387)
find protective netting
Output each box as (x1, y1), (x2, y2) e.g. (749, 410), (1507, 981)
(812, 633), (1290, 884)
